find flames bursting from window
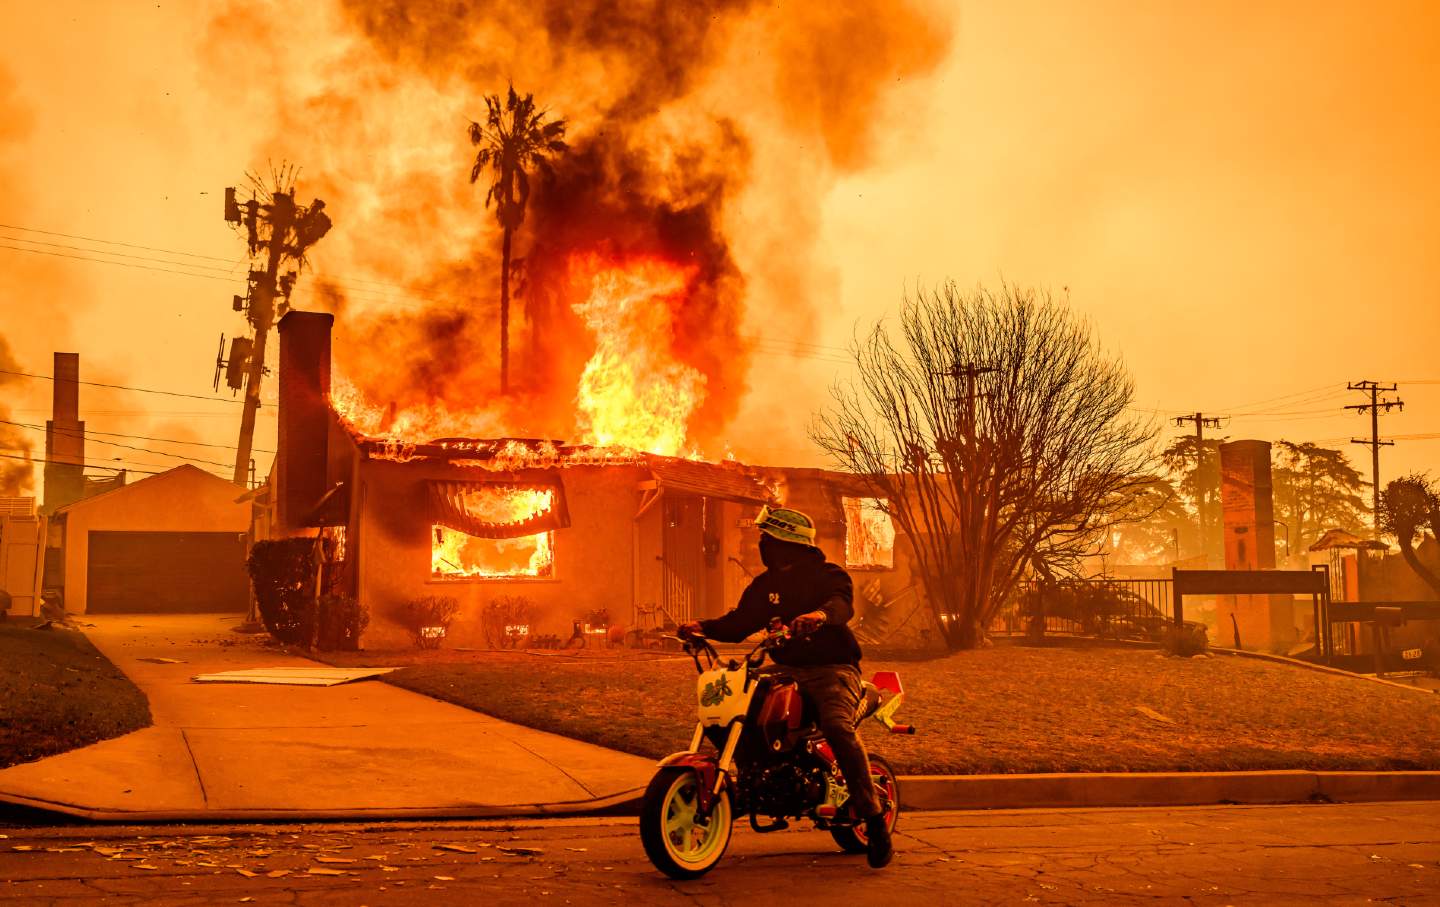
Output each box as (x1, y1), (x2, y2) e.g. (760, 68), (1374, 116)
(431, 487), (556, 579)
(843, 497), (895, 569)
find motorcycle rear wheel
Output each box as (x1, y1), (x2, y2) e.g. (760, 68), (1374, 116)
(640, 767), (734, 879)
(830, 754), (900, 854)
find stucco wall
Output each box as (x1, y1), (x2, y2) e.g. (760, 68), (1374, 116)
(60, 466), (250, 613)
(355, 460), (646, 648)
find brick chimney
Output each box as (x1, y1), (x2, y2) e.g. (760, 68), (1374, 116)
(276, 311), (334, 531)
(43, 352), (84, 513)
(1219, 440), (1276, 570)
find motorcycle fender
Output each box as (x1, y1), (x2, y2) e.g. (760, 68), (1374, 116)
(656, 752), (722, 814)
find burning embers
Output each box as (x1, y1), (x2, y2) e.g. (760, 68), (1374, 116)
(570, 254), (704, 457)
(431, 486), (557, 579)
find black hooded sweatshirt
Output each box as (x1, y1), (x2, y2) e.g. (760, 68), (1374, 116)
(698, 542), (862, 668)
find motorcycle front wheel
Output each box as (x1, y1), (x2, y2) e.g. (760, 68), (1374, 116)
(639, 767), (734, 879)
(830, 754), (900, 854)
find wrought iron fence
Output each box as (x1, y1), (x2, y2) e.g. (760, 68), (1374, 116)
(990, 577), (1175, 639)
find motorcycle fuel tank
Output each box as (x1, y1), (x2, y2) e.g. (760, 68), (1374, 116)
(758, 681), (805, 752)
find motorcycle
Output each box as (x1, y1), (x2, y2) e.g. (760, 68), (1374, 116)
(639, 619), (916, 879)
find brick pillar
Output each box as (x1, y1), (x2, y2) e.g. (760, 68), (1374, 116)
(1217, 440), (1294, 652)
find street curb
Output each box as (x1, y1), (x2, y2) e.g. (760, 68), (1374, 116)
(8, 770), (1440, 824)
(899, 770), (1440, 811)
(0, 788), (645, 825)
(1211, 647), (1437, 694)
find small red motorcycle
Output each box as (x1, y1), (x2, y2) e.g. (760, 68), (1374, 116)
(640, 621), (915, 878)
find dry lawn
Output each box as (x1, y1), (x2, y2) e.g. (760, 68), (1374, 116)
(363, 644), (1440, 774)
(0, 624), (151, 769)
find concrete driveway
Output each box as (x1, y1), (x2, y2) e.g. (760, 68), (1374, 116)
(0, 614), (654, 820)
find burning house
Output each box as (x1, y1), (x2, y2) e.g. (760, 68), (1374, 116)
(264, 311), (910, 649)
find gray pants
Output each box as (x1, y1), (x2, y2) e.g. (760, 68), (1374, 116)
(775, 663), (882, 819)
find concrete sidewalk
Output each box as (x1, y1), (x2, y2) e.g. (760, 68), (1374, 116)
(0, 614), (655, 821)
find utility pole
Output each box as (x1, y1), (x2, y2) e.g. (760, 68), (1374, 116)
(1173, 412), (1224, 559)
(944, 362), (997, 442)
(1346, 380), (1403, 531)
(220, 175), (331, 486)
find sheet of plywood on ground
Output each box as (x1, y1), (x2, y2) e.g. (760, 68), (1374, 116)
(190, 667), (396, 686)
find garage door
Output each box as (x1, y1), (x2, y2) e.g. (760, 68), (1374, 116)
(87, 531), (249, 614)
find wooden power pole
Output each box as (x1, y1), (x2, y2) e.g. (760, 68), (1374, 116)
(221, 178), (331, 486)
(1173, 412), (1224, 558)
(1346, 380), (1403, 531)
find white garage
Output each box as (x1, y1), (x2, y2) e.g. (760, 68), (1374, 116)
(56, 465), (251, 614)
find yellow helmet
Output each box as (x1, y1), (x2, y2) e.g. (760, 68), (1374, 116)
(755, 505), (818, 546)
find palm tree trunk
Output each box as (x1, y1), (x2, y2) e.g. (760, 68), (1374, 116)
(500, 226), (511, 394)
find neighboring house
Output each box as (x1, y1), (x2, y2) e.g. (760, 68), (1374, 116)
(53, 464), (250, 614)
(264, 311), (912, 649)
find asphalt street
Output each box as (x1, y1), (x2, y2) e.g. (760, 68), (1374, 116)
(3, 801), (1438, 905)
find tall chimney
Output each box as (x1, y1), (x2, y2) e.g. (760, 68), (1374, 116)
(43, 352), (84, 513)
(1219, 439), (1276, 570)
(276, 312), (334, 531)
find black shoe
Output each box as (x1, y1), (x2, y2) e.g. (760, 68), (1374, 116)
(865, 814), (893, 868)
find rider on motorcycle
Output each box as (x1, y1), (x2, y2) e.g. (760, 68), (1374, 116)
(679, 505), (894, 869)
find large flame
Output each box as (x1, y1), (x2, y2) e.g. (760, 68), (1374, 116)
(431, 487), (556, 578)
(570, 254), (704, 456)
(331, 252), (708, 459)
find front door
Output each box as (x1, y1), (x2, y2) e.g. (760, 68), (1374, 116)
(662, 495), (704, 624)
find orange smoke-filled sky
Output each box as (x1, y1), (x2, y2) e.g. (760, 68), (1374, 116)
(1, 0), (1437, 494)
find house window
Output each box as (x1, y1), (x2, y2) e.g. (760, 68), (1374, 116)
(843, 497), (895, 569)
(430, 486), (557, 579)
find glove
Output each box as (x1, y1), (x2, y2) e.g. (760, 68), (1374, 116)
(677, 621), (703, 639)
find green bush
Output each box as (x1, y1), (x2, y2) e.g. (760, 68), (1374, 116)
(393, 595), (460, 649)
(246, 538), (318, 646)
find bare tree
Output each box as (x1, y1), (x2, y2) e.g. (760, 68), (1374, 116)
(1378, 474), (1440, 599)
(811, 283), (1155, 649)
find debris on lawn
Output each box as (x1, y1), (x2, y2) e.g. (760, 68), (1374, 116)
(434, 843), (477, 853)
(190, 667), (395, 686)
(1133, 705), (1176, 724)
(138, 657), (185, 664)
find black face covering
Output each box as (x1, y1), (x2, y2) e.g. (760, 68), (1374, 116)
(759, 533), (814, 571)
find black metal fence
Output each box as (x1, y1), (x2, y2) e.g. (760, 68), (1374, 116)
(990, 577), (1175, 639)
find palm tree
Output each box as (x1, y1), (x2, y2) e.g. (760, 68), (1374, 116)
(468, 86), (568, 394)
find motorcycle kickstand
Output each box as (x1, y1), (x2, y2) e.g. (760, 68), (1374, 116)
(748, 813), (789, 833)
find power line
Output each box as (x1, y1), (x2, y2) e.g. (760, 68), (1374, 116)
(0, 420), (255, 468)
(2, 224), (861, 367)
(0, 221), (236, 263)
(8, 409), (275, 417)
(1222, 382), (1346, 415)
(0, 450), (223, 477)
(0, 368), (244, 404)
(0, 240), (247, 283)
(20, 421), (271, 452)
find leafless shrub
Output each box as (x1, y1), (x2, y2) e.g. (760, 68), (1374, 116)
(812, 282), (1155, 649)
